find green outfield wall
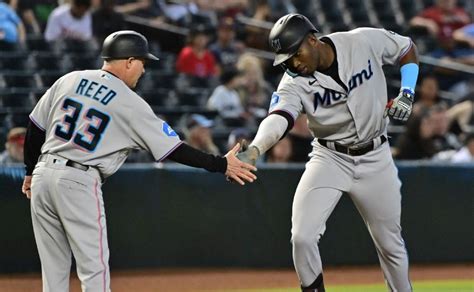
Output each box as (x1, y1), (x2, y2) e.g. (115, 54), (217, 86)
(0, 162), (472, 273)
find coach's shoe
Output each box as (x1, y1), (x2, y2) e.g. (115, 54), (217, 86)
(301, 273), (325, 292)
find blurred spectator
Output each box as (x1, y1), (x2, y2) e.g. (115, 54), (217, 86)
(0, 0), (25, 46)
(447, 98), (474, 133)
(207, 67), (248, 126)
(266, 136), (292, 163)
(184, 114), (220, 155)
(15, 0), (58, 34)
(8, 0), (41, 35)
(176, 24), (217, 85)
(409, 0), (470, 53)
(396, 105), (461, 160)
(412, 74), (444, 116)
(244, 0), (273, 50)
(451, 133), (474, 162)
(92, 0), (126, 44)
(288, 114), (313, 162)
(453, 23), (474, 48)
(114, 0), (152, 16)
(236, 53), (273, 122)
(209, 16), (245, 71)
(156, 0), (216, 27)
(0, 127), (26, 164)
(227, 127), (251, 151)
(44, 0), (92, 41)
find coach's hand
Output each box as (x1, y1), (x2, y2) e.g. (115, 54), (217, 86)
(225, 143), (257, 185)
(384, 89), (414, 122)
(22, 175), (32, 199)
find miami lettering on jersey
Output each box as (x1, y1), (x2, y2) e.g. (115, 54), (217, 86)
(348, 59), (373, 92)
(76, 78), (117, 106)
(313, 59), (373, 110)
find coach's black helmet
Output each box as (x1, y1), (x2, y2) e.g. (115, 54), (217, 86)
(268, 14), (318, 66)
(101, 30), (159, 61)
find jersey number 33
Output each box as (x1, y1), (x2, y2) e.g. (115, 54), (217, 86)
(55, 97), (111, 152)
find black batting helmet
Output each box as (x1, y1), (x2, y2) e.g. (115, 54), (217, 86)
(268, 14), (318, 66)
(101, 30), (159, 61)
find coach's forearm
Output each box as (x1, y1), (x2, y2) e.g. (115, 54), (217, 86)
(250, 114), (289, 154)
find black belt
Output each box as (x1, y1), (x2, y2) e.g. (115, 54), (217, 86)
(55, 159), (90, 171)
(318, 136), (387, 156)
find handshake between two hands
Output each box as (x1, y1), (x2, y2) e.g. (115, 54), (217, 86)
(224, 140), (260, 186)
(384, 89), (415, 122)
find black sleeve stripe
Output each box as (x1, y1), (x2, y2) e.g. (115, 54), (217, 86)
(269, 110), (294, 139)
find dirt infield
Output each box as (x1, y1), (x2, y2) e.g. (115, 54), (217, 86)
(0, 264), (472, 291)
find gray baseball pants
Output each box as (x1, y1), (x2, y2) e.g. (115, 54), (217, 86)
(291, 143), (412, 292)
(30, 154), (110, 292)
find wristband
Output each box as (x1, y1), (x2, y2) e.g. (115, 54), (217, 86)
(400, 63), (419, 93)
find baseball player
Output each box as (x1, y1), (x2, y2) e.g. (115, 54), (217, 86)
(21, 30), (257, 292)
(237, 14), (419, 292)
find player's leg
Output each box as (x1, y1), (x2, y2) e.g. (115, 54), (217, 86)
(291, 157), (345, 290)
(349, 145), (411, 292)
(31, 166), (72, 292)
(55, 168), (110, 292)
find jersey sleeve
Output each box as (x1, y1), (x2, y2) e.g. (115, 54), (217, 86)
(359, 28), (413, 66)
(268, 76), (304, 123)
(29, 83), (58, 131)
(129, 99), (183, 162)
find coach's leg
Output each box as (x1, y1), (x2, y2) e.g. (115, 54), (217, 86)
(31, 166), (72, 292)
(292, 159), (343, 289)
(350, 145), (412, 292)
(56, 170), (110, 292)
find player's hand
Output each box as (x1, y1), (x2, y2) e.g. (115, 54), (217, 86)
(384, 89), (414, 122)
(236, 140), (260, 167)
(22, 175), (32, 199)
(224, 143), (257, 185)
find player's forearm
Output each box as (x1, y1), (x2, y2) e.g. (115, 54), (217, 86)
(24, 120), (46, 175)
(250, 114), (289, 155)
(167, 143), (227, 173)
(399, 44), (419, 93)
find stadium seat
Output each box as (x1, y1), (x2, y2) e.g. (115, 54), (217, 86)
(0, 91), (35, 109)
(0, 52), (32, 71)
(138, 89), (172, 106)
(26, 35), (56, 53)
(0, 71), (39, 89)
(33, 52), (68, 72)
(39, 71), (65, 88)
(67, 53), (101, 71)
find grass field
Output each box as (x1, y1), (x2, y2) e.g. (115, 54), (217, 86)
(221, 280), (474, 292)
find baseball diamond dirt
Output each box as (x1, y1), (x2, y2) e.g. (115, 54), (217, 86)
(0, 264), (472, 291)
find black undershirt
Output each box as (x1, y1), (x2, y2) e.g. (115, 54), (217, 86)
(318, 37), (348, 92)
(24, 121), (227, 175)
(24, 120), (45, 175)
(166, 143), (227, 173)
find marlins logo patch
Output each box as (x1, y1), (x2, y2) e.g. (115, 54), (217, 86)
(270, 92), (280, 108)
(162, 122), (177, 137)
(271, 39), (281, 52)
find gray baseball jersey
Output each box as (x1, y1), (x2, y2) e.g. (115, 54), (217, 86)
(29, 69), (182, 291)
(269, 28), (413, 291)
(270, 28), (412, 145)
(30, 70), (182, 177)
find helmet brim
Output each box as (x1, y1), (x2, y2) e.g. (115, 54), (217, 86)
(273, 51), (296, 66)
(146, 53), (159, 61)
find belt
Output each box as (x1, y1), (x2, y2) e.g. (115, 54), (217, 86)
(38, 154), (103, 182)
(318, 135), (387, 156)
(63, 159), (89, 171)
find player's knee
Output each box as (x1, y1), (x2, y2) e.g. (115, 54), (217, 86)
(291, 232), (319, 249)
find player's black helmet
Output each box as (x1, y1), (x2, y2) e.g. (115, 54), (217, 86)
(268, 14), (318, 66)
(101, 30), (159, 61)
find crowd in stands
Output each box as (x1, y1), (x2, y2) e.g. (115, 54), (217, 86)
(0, 0), (473, 166)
